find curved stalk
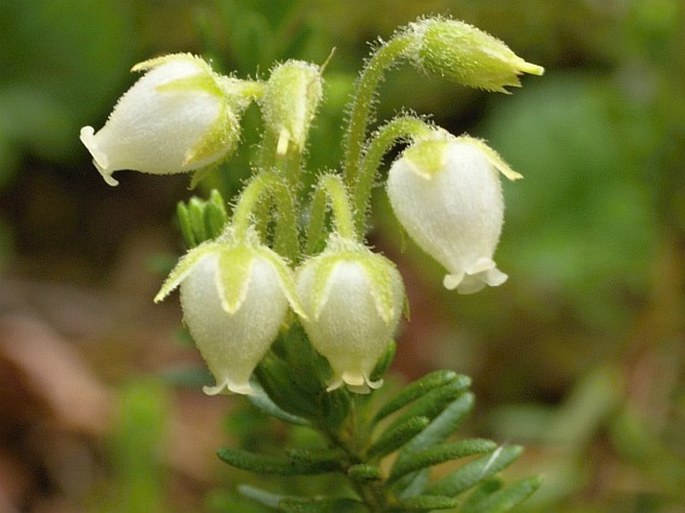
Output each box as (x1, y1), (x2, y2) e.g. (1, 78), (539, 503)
(342, 33), (415, 189)
(232, 171), (300, 261)
(353, 116), (435, 234)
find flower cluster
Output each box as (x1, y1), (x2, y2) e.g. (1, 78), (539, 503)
(81, 18), (542, 397)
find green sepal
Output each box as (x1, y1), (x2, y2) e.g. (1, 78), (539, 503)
(360, 252), (404, 324)
(310, 253), (340, 320)
(154, 241), (222, 302)
(373, 371), (466, 424)
(217, 245), (253, 313)
(390, 494), (460, 511)
(425, 445), (524, 497)
(184, 103), (240, 165)
(369, 340), (396, 383)
(367, 416), (430, 459)
(456, 136), (523, 181)
(347, 463), (382, 482)
(278, 497), (368, 513)
(461, 477), (541, 513)
(254, 245), (307, 318)
(388, 438), (497, 484)
(217, 447), (342, 475)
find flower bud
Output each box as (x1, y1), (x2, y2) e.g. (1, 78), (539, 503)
(296, 236), (404, 393)
(260, 60), (323, 155)
(154, 229), (303, 396)
(408, 18), (544, 92)
(387, 135), (520, 294)
(80, 53), (244, 186)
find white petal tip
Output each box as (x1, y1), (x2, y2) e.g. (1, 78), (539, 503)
(80, 126), (118, 186)
(203, 380), (257, 396)
(443, 272), (464, 290)
(443, 266), (507, 294)
(328, 372), (384, 394)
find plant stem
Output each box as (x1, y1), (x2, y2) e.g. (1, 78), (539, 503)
(320, 397), (391, 512)
(342, 33), (415, 190)
(305, 174), (358, 251)
(232, 171), (300, 260)
(353, 116), (435, 234)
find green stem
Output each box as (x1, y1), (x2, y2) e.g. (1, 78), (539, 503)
(342, 33), (415, 190)
(353, 116), (435, 234)
(232, 171), (300, 260)
(319, 399), (390, 512)
(305, 174), (357, 252)
(255, 130), (305, 192)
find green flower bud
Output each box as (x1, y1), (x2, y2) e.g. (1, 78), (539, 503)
(408, 18), (544, 92)
(155, 228), (303, 396)
(80, 53), (255, 186)
(260, 60), (323, 155)
(296, 236), (405, 394)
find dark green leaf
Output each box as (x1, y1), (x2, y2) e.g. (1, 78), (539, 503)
(390, 494), (460, 511)
(389, 438), (497, 483)
(367, 416), (430, 459)
(373, 371), (468, 424)
(347, 463), (382, 481)
(426, 446), (524, 497)
(217, 447), (342, 475)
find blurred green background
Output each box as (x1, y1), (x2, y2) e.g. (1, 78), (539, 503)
(0, 1), (683, 512)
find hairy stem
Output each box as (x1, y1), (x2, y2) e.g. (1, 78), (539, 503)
(305, 174), (358, 251)
(342, 33), (414, 190)
(353, 116), (435, 234)
(232, 171), (300, 260)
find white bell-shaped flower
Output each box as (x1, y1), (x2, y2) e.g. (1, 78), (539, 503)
(387, 135), (521, 294)
(80, 53), (243, 186)
(155, 229), (303, 396)
(296, 236), (405, 393)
